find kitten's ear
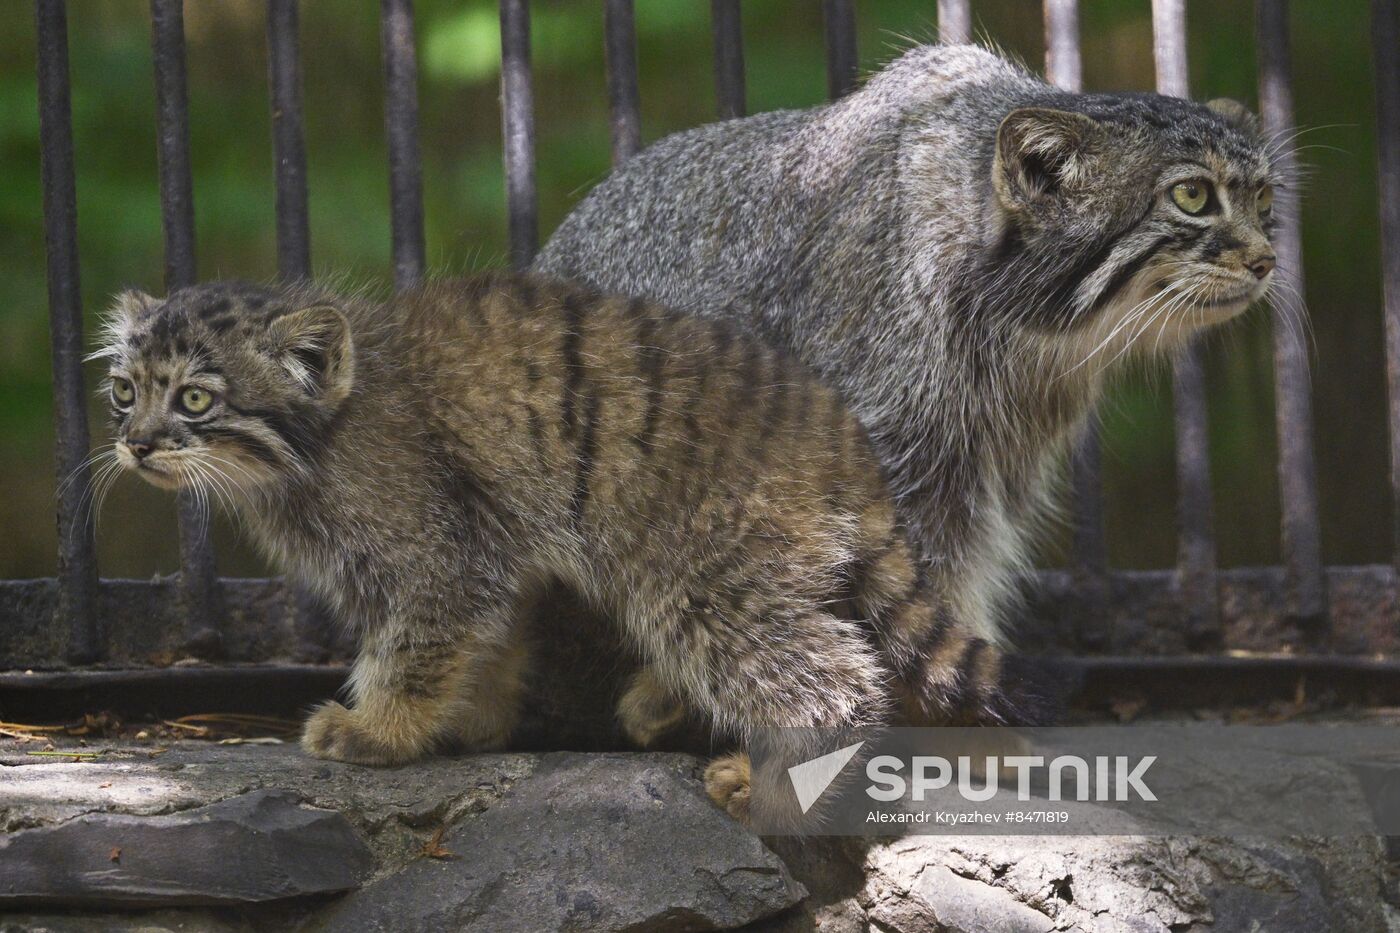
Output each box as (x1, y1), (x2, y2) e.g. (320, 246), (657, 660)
(90, 290), (159, 360)
(267, 306), (355, 404)
(993, 107), (1101, 211)
(1207, 98), (1261, 136)
(112, 289), (159, 324)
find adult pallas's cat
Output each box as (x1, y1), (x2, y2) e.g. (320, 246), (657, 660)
(99, 273), (1049, 826)
(538, 45), (1283, 648)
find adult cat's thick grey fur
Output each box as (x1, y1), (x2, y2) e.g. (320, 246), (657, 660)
(536, 44), (1278, 643)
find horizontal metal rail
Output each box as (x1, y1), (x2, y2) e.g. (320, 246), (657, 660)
(5, 654), (1399, 726)
(2, 567), (1395, 670)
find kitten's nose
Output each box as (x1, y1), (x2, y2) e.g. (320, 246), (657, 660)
(125, 438), (154, 460)
(1249, 255), (1276, 280)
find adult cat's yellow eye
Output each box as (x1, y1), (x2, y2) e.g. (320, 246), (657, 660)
(1257, 185), (1274, 216)
(111, 377), (135, 407)
(1170, 180), (1211, 215)
(179, 386), (214, 415)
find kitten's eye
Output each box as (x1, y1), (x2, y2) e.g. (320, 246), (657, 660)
(1257, 185), (1274, 218)
(1170, 180), (1213, 215)
(111, 377), (135, 408)
(178, 386), (215, 416)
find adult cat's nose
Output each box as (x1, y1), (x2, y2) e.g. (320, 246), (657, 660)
(125, 438), (154, 459)
(1249, 254), (1276, 280)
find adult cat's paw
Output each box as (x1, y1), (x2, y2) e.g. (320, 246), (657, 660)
(616, 668), (687, 748)
(301, 701), (422, 765)
(703, 752), (752, 823)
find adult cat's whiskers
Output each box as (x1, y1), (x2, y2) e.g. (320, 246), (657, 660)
(1060, 279), (1191, 378)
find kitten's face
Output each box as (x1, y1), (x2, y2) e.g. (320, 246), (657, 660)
(96, 283), (353, 496)
(992, 95), (1281, 354)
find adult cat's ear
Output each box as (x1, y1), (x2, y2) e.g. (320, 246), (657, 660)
(1206, 98), (1261, 136)
(993, 107), (1101, 211)
(267, 305), (355, 404)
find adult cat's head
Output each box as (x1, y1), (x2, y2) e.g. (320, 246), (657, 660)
(981, 91), (1281, 363)
(94, 282), (354, 494)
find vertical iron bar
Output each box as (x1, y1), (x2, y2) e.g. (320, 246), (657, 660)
(1257, 0), (1325, 635)
(152, 0), (221, 656)
(822, 0), (858, 100)
(1043, 0), (1081, 93)
(710, 0), (746, 120)
(1375, 0), (1400, 571)
(380, 0), (425, 289)
(603, 0), (641, 164)
(499, 0), (537, 269)
(267, 0), (311, 280)
(35, 0), (99, 664)
(1046, 0), (1106, 648)
(938, 0), (972, 45)
(1153, 0), (1221, 646)
(267, 0), (330, 659)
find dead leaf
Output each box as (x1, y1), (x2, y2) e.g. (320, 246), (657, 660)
(1109, 696), (1145, 723)
(108, 847), (121, 863)
(99, 781), (113, 789)
(419, 826), (455, 860)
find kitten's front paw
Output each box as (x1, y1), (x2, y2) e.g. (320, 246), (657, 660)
(301, 701), (422, 765)
(704, 752), (752, 823)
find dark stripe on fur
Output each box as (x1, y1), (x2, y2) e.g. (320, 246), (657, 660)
(225, 402), (322, 460)
(559, 295), (587, 441)
(570, 391), (601, 525)
(634, 317), (665, 457)
(197, 425), (283, 465)
(1046, 202), (1156, 309)
(1087, 232), (1174, 311)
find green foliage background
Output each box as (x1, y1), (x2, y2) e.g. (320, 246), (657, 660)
(0, 0), (1387, 580)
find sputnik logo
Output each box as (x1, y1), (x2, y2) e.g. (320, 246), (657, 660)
(787, 741), (865, 813)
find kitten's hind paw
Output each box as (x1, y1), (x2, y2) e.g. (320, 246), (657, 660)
(704, 752), (752, 823)
(301, 700), (425, 766)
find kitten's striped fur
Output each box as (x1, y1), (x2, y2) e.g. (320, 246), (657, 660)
(100, 273), (1051, 826)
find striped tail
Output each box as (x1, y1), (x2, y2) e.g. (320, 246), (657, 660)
(877, 588), (1060, 727)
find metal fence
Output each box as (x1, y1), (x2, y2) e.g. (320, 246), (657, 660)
(7, 0), (1400, 717)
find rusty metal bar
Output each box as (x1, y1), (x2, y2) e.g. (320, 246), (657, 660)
(822, 0), (857, 100)
(1153, 0), (1221, 646)
(1375, 0), (1400, 570)
(151, 0), (197, 291)
(34, 0), (99, 664)
(603, 0), (641, 164)
(499, 0), (537, 270)
(1044, 0), (1106, 648)
(938, 0), (972, 45)
(266, 0), (311, 280)
(1257, 0), (1326, 635)
(151, 0), (221, 657)
(1043, 0), (1081, 92)
(710, 0), (746, 120)
(266, 0), (332, 656)
(380, 0), (425, 288)
(1151, 0), (1188, 98)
